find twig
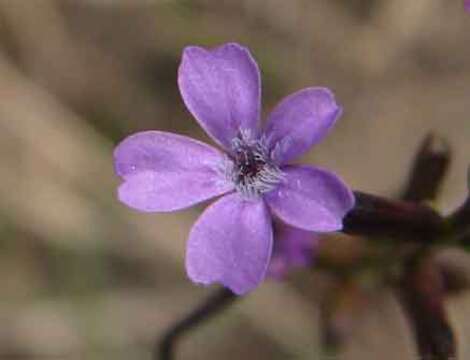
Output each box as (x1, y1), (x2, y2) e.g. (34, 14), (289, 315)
(155, 288), (236, 360)
(399, 256), (455, 360)
(397, 133), (455, 360)
(340, 135), (450, 240)
(402, 133), (451, 202)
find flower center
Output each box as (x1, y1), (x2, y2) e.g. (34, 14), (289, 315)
(229, 130), (284, 198)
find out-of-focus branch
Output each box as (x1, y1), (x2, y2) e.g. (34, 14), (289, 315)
(402, 134), (451, 202)
(397, 134), (455, 360)
(399, 256), (455, 360)
(156, 288), (236, 360)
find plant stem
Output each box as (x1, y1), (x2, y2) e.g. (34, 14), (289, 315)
(397, 133), (455, 360)
(342, 192), (445, 241)
(155, 288), (236, 360)
(399, 255), (455, 360)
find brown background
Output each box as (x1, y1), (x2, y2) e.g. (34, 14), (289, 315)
(0, 0), (469, 359)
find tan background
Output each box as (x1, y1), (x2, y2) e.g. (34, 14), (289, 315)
(0, 0), (469, 359)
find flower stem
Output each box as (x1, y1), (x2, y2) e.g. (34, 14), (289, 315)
(343, 133), (451, 242)
(342, 191), (445, 241)
(155, 288), (236, 360)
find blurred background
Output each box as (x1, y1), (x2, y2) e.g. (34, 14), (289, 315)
(0, 0), (469, 359)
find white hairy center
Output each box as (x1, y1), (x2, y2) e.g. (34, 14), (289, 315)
(227, 130), (284, 198)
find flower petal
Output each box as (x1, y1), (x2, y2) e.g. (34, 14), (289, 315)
(114, 131), (227, 178)
(114, 131), (233, 212)
(265, 165), (354, 232)
(264, 88), (342, 164)
(186, 193), (273, 295)
(267, 222), (318, 280)
(178, 43), (261, 149)
(118, 170), (232, 212)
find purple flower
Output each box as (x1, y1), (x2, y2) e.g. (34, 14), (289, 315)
(466, 0), (470, 12)
(114, 43), (354, 295)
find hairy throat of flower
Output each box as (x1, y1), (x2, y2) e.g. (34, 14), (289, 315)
(228, 131), (284, 198)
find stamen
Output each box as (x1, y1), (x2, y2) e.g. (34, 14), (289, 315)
(228, 130), (284, 198)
